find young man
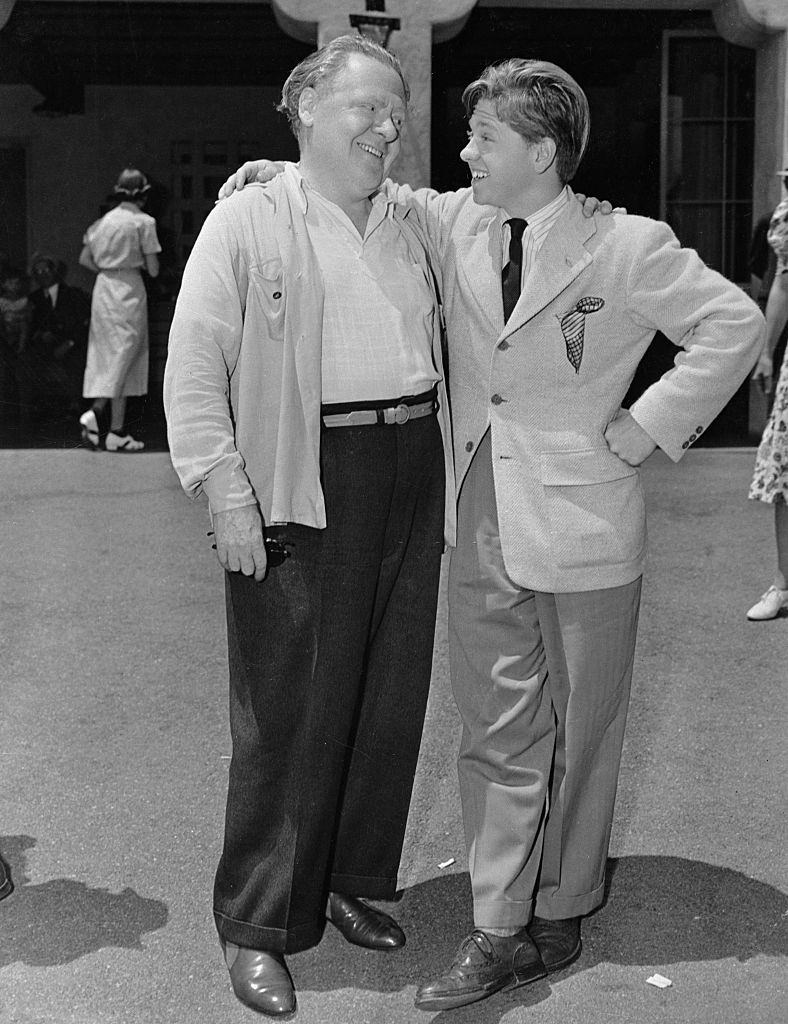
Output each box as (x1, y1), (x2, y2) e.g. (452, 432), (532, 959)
(393, 60), (760, 1010)
(164, 36), (455, 1019)
(227, 56), (763, 1013)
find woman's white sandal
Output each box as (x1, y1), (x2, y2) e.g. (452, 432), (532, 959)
(105, 431), (144, 453)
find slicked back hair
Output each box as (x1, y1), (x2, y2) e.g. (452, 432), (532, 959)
(463, 59), (590, 183)
(277, 33), (409, 140)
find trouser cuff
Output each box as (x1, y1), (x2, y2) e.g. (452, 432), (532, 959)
(472, 898), (534, 930)
(214, 910), (325, 955)
(534, 879), (605, 920)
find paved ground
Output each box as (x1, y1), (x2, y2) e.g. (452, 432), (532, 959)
(0, 445), (786, 1024)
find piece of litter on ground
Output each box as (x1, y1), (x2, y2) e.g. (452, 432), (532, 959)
(438, 858), (455, 869)
(646, 974), (672, 989)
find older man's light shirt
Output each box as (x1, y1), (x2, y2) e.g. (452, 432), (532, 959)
(298, 170), (439, 403)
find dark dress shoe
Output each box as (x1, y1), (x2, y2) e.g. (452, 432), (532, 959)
(0, 856), (12, 900)
(222, 941), (296, 1018)
(327, 892), (405, 950)
(414, 928), (546, 1011)
(528, 916), (581, 972)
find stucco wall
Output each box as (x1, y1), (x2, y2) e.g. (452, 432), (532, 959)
(0, 82), (296, 291)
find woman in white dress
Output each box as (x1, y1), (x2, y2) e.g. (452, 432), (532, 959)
(78, 168), (161, 451)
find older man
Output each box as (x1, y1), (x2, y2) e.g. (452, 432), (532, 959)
(164, 35), (454, 1018)
(226, 57), (763, 1013)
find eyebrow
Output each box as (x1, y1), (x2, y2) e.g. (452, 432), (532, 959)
(470, 115), (500, 132)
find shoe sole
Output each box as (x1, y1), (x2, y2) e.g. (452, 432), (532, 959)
(542, 938), (582, 973)
(234, 990), (297, 1020)
(414, 962), (547, 1011)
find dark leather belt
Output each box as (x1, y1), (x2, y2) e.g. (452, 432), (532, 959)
(321, 388), (437, 428)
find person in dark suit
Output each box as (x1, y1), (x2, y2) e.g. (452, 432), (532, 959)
(16, 254), (90, 427)
(0, 854), (11, 900)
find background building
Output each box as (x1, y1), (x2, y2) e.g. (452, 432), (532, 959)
(0, 0), (785, 442)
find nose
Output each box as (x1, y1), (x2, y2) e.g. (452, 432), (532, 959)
(460, 137), (476, 163)
(374, 112), (400, 143)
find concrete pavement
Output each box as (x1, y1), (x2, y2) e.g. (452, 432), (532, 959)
(0, 446), (786, 1024)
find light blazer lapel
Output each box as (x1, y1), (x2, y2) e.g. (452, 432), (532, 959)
(456, 213), (505, 337)
(501, 201), (597, 341)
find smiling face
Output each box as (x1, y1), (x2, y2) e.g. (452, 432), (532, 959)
(460, 99), (559, 217)
(297, 53), (406, 213)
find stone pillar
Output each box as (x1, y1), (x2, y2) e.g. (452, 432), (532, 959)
(271, 0), (478, 188)
(0, 0), (16, 31)
(713, 0), (788, 217)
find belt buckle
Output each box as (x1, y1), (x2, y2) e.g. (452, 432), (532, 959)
(392, 403), (410, 425)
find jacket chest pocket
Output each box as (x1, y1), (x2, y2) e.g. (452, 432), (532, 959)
(540, 448), (645, 570)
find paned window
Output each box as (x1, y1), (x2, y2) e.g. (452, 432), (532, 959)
(661, 31), (755, 282)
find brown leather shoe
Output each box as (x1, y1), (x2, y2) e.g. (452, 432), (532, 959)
(528, 916), (582, 972)
(222, 941), (296, 1018)
(327, 892), (405, 950)
(0, 856), (11, 901)
(414, 928), (546, 1011)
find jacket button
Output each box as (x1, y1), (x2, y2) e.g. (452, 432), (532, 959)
(491, 393), (504, 405)
(681, 441), (689, 449)
(696, 425), (703, 433)
(465, 441), (474, 452)
(273, 291), (282, 299)
(689, 434), (696, 442)
(498, 339), (510, 350)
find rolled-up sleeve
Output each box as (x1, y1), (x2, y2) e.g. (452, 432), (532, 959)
(163, 201), (257, 513)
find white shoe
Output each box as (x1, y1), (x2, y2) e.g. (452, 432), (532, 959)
(746, 585), (788, 621)
(105, 430), (144, 453)
(78, 410), (100, 449)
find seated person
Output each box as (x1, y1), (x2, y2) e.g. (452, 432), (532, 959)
(16, 254), (90, 425)
(0, 265), (32, 424)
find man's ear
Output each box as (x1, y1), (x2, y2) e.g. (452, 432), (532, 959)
(534, 137), (557, 176)
(298, 87), (317, 129)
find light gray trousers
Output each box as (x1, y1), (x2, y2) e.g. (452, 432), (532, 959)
(449, 430), (642, 928)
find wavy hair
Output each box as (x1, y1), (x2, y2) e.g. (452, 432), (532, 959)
(277, 33), (409, 139)
(463, 59), (589, 183)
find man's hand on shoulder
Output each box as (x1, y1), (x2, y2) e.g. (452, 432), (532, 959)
(212, 505), (268, 581)
(217, 160), (286, 200)
(575, 193), (626, 218)
(604, 409), (657, 466)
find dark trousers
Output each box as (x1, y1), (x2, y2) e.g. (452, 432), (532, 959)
(214, 414), (445, 953)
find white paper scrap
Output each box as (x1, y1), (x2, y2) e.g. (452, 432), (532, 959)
(438, 858), (456, 869)
(646, 974), (672, 989)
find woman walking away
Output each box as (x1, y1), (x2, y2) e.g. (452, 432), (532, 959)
(79, 167), (161, 451)
(748, 170), (788, 620)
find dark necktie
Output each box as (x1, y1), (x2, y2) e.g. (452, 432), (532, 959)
(501, 218), (527, 323)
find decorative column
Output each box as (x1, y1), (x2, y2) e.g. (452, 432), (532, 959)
(0, 1), (16, 31)
(713, 0), (788, 216)
(271, 0), (478, 188)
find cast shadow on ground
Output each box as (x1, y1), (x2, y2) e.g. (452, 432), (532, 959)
(289, 854), (788, 1023)
(0, 834), (169, 968)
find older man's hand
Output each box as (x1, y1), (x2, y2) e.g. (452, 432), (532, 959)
(212, 506), (268, 580)
(217, 160), (285, 200)
(575, 193), (626, 218)
(604, 409), (657, 466)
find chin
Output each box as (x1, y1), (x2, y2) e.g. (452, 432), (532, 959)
(471, 179), (495, 206)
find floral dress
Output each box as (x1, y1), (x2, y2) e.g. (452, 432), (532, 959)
(749, 197), (788, 505)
